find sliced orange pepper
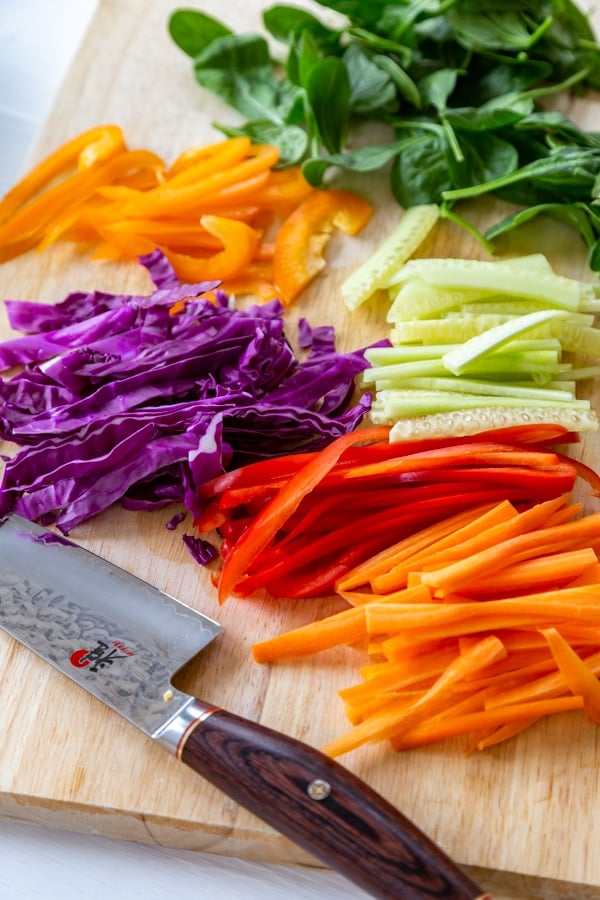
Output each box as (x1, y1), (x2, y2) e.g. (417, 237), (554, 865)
(0, 124), (125, 225)
(273, 188), (373, 304)
(33, 150), (167, 252)
(251, 167), (315, 215)
(118, 143), (280, 217)
(160, 214), (260, 282)
(166, 136), (252, 177)
(0, 149), (165, 252)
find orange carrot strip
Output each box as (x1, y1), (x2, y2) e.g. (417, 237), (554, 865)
(472, 718), (543, 751)
(458, 547), (599, 597)
(568, 563), (600, 586)
(337, 502), (508, 593)
(389, 697), (584, 752)
(252, 583), (431, 663)
(365, 588), (600, 642)
(483, 649), (600, 710)
(322, 636), (507, 756)
(370, 500), (521, 594)
(540, 629), (600, 723)
(420, 512), (600, 597)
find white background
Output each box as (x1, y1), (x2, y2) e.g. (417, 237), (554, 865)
(0, 1), (368, 895)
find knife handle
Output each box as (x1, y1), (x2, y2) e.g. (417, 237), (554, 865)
(176, 699), (490, 900)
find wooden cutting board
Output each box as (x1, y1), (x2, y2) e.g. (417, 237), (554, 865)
(1, 1), (600, 897)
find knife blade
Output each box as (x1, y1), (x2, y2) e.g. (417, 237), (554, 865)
(0, 511), (490, 900)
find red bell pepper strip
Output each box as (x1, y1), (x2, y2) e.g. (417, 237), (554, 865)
(216, 425), (391, 602)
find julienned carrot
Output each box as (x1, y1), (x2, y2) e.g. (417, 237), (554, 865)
(250, 483), (600, 757)
(541, 629), (600, 723)
(387, 697), (585, 752)
(420, 511), (600, 597)
(484, 649), (600, 710)
(458, 547), (598, 596)
(336, 501), (509, 592)
(322, 636), (507, 757)
(252, 584), (431, 663)
(0, 125), (372, 304)
(368, 499), (523, 594)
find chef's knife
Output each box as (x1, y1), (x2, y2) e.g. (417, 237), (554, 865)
(0, 512), (490, 900)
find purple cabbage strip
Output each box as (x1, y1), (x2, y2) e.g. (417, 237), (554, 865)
(0, 250), (372, 538)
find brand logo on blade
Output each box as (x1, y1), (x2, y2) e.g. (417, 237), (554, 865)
(69, 639), (136, 673)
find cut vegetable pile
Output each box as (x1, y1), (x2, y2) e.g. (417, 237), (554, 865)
(0, 250), (372, 535)
(194, 423), (600, 602)
(340, 207), (600, 439)
(246, 438), (600, 755)
(0, 125), (372, 304)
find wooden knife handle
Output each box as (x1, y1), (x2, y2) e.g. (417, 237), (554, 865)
(178, 700), (490, 900)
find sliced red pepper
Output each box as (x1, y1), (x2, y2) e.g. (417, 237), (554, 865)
(216, 425), (390, 602)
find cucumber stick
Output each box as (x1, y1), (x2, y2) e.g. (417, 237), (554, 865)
(340, 204), (439, 310)
(341, 222), (600, 436)
(441, 309), (570, 375)
(387, 407), (599, 442)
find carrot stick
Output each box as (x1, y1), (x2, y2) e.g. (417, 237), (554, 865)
(322, 636), (507, 756)
(540, 629), (600, 723)
(458, 547), (599, 596)
(339, 500), (514, 594)
(388, 697), (584, 752)
(472, 718), (543, 751)
(365, 588), (600, 641)
(252, 583), (431, 662)
(420, 511), (600, 597)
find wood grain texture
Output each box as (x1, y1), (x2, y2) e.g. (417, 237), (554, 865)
(0, 1), (600, 898)
(180, 703), (488, 898)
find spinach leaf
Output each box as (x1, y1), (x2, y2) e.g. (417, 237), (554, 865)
(304, 56), (351, 153)
(342, 44), (397, 115)
(390, 132), (454, 206)
(168, 0), (600, 275)
(301, 141), (407, 186)
(262, 5), (340, 47)
(448, 131), (519, 189)
(192, 33), (289, 123)
(168, 9), (232, 58)
(486, 202), (598, 247)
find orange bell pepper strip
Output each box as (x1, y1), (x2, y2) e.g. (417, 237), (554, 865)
(217, 425), (390, 603)
(166, 136), (252, 177)
(0, 124), (125, 225)
(160, 214), (260, 282)
(117, 143), (280, 217)
(33, 150), (167, 252)
(0, 149), (165, 259)
(273, 188), (373, 304)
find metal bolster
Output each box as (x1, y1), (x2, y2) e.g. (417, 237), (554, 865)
(153, 697), (218, 757)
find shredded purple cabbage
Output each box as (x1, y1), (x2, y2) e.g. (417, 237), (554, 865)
(0, 249), (373, 535)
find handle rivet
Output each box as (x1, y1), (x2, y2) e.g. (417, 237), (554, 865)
(307, 779), (331, 801)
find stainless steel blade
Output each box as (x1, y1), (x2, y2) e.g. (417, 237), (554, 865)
(0, 512), (222, 737)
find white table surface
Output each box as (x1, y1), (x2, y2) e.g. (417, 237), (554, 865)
(0, 2), (368, 896)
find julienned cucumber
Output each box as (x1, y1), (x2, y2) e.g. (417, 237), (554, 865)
(350, 245), (600, 437)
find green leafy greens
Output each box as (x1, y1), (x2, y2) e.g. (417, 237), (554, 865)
(168, 0), (600, 271)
